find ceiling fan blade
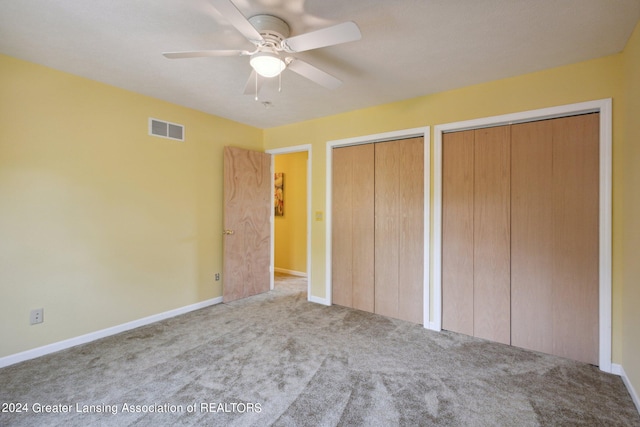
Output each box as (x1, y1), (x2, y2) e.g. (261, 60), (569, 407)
(163, 49), (250, 59)
(210, 0), (264, 44)
(287, 59), (342, 90)
(242, 70), (267, 96)
(282, 21), (361, 53)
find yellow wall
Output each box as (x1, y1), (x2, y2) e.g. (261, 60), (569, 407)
(264, 53), (626, 362)
(622, 21), (640, 401)
(0, 55), (262, 357)
(274, 152), (308, 274)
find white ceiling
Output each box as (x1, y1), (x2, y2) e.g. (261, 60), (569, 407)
(1, 0), (639, 129)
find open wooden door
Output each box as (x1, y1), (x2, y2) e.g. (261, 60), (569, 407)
(223, 146), (271, 303)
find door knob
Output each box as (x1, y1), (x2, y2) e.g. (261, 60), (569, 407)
(223, 229), (235, 235)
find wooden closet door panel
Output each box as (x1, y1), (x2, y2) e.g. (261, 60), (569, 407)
(374, 138), (424, 323)
(397, 137), (424, 324)
(552, 113), (599, 365)
(351, 144), (375, 312)
(473, 126), (511, 345)
(442, 130), (475, 336)
(332, 146), (354, 308)
(511, 120), (554, 354)
(332, 144), (375, 311)
(374, 141), (400, 319)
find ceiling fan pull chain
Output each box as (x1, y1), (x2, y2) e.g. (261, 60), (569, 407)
(279, 72), (282, 93)
(255, 71), (259, 101)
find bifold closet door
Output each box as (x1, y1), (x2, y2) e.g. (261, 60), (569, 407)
(443, 115), (598, 363)
(374, 137), (424, 324)
(510, 119), (554, 355)
(442, 130), (475, 336)
(552, 114), (599, 365)
(331, 144), (375, 312)
(442, 126), (511, 345)
(473, 126), (511, 345)
(511, 114), (599, 365)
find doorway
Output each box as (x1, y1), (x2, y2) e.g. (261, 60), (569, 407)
(266, 145), (311, 300)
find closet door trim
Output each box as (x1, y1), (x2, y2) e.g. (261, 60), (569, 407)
(433, 98), (612, 372)
(326, 126), (430, 326)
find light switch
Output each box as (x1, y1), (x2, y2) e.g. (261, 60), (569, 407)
(315, 211), (323, 221)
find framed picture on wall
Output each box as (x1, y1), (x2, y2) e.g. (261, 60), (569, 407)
(274, 172), (284, 216)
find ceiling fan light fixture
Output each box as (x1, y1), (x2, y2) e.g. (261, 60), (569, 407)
(250, 52), (285, 78)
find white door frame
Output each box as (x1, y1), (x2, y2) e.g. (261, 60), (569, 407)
(325, 127), (431, 326)
(266, 145), (312, 300)
(432, 99), (613, 372)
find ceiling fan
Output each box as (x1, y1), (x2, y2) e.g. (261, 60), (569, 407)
(162, 0), (362, 97)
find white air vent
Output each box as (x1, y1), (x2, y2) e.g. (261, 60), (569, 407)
(149, 118), (184, 142)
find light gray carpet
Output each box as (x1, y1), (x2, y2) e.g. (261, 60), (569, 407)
(1, 273), (638, 426)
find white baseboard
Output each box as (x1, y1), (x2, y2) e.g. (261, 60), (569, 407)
(612, 363), (640, 414)
(426, 322), (441, 331)
(274, 267), (307, 277)
(612, 363), (624, 376)
(308, 295), (331, 306)
(0, 297), (223, 369)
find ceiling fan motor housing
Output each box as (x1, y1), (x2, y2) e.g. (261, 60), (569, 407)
(248, 15), (291, 46)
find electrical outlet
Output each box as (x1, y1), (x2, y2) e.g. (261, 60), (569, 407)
(215, 273), (220, 281)
(30, 308), (44, 325)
